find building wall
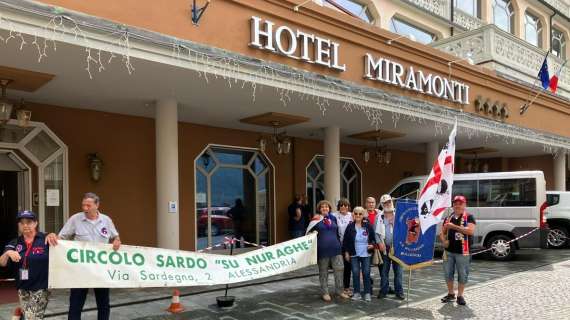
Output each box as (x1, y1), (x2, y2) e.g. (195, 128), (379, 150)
(32, 0), (570, 139)
(23, 103), (427, 249)
(26, 103), (157, 247)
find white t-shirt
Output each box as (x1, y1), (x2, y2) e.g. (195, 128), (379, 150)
(333, 211), (353, 243)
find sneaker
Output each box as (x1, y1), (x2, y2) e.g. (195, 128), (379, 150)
(364, 293), (372, 302)
(322, 294), (332, 302)
(351, 293), (362, 301)
(457, 296), (466, 306)
(338, 292), (350, 299)
(441, 294), (456, 303)
(395, 293), (406, 300)
(377, 293), (387, 299)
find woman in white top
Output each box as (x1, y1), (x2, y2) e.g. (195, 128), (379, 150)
(333, 198), (353, 296)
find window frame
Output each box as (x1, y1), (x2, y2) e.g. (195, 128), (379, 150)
(492, 0), (515, 34)
(389, 17), (437, 44)
(524, 11), (543, 47)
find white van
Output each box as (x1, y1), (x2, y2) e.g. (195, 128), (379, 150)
(388, 171), (549, 260)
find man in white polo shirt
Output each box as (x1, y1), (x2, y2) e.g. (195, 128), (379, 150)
(46, 192), (120, 320)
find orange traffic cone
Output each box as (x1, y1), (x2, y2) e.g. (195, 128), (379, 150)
(166, 289), (185, 313)
(11, 307), (22, 320)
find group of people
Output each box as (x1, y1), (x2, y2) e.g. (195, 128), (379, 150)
(294, 195), (403, 302)
(1, 192), (120, 320)
(294, 194), (476, 306)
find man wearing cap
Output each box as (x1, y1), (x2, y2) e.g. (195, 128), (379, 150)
(1, 211), (51, 319)
(439, 195), (476, 306)
(376, 195), (404, 299)
(46, 192), (120, 320)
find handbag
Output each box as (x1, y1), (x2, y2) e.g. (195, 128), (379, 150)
(371, 248), (383, 266)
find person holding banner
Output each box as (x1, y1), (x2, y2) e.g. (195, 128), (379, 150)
(377, 204), (405, 300)
(342, 206), (376, 302)
(306, 200), (349, 302)
(333, 198), (353, 296)
(1, 211), (51, 320)
(45, 192), (121, 320)
(439, 195), (476, 306)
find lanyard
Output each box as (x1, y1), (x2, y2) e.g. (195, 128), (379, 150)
(22, 240), (33, 269)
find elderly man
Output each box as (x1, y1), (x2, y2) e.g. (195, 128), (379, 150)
(377, 200), (404, 300)
(46, 192), (120, 320)
(439, 195), (476, 306)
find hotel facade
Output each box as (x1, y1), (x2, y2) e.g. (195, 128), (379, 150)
(0, 0), (569, 252)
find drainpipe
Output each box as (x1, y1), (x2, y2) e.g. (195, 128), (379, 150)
(549, 12), (556, 53)
(450, 0), (454, 36)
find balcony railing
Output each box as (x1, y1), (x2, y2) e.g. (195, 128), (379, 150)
(432, 24), (570, 100)
(401, 0), (485, 31)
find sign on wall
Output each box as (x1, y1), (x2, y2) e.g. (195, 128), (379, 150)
(249, 16), (470, 105)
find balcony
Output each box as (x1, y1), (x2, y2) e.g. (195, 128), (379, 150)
(401, 0), (485, 31)
(432, 24), (570, 101)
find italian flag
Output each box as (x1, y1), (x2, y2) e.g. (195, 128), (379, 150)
(550, 60), (568, 93)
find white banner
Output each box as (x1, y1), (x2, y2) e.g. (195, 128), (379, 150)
(49, 234), (317, 288)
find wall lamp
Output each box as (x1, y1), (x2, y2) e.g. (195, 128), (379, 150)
(191, 0), (210, 25)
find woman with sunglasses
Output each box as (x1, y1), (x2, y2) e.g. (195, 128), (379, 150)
(307, 200), (349, 302)
(343, 206), (377, 302)
(333, 198), (353, 296)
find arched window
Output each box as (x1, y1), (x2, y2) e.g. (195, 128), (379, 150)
(493, 0), (515, 34)
(195, 146), (272, 250)
(389, 18), (436, 44)
(524, 11), (542, 47)
(552, 28), (566, 59)
(455, 0), (480, 18)
(306, 156), (362, 214)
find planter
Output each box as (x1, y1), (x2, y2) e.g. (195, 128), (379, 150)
(216, 295), (235, 308)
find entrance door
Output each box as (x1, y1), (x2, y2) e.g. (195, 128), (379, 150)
(0, 171), (18, 248)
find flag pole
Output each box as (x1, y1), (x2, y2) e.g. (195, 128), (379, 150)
(522, 53), (549, 108)
(406, 268), (412, 307)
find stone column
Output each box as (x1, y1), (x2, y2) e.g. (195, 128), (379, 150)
(155, 98), (180, 249)
(425, 141), (439, 173)
(554, 153), (567, 191)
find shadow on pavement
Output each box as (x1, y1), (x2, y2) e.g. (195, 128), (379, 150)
(437, 303), (476, 319)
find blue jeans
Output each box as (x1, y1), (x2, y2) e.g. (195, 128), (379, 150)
(380, 254), (403, 295)
(351, 256), (371, 295)
(443, 251), (470, 284)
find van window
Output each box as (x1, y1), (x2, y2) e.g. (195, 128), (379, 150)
(478, 178), (537, 207)
(547, 194), (560, 206)
(391, 182), (420, 200)
(453, 180), (477, 203)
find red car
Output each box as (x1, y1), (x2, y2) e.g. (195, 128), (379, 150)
(197, 207), (234, 236)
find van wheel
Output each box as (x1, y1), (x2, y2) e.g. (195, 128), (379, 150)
(486, 235), (515, 261)
(547, 226), (569, 249)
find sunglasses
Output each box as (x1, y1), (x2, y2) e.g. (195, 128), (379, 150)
(353, 212), (364, 216)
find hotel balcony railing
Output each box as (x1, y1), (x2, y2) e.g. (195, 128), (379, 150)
(432, 24), (570, 100)
(401, 0), (485, 31)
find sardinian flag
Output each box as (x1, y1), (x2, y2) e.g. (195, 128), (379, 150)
(418, 121), (457, 233)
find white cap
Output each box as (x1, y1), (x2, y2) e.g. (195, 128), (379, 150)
(380, 194), (392, 204)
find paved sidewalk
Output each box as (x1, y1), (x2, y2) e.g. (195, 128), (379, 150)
(376, 259), (570, 319)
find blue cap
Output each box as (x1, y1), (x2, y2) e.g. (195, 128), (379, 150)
(17, 210), (37, 221)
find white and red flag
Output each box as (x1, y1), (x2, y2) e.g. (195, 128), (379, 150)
(418, 121), (457, 233)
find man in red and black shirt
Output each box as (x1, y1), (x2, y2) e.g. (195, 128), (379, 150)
(439, 195), (476, 306)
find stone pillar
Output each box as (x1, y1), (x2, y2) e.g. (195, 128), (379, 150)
(425, 141), (439, 173)
(324, 126), (341, 205)
(554, 153), (567, 191)
(155, 99), (180, 249)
